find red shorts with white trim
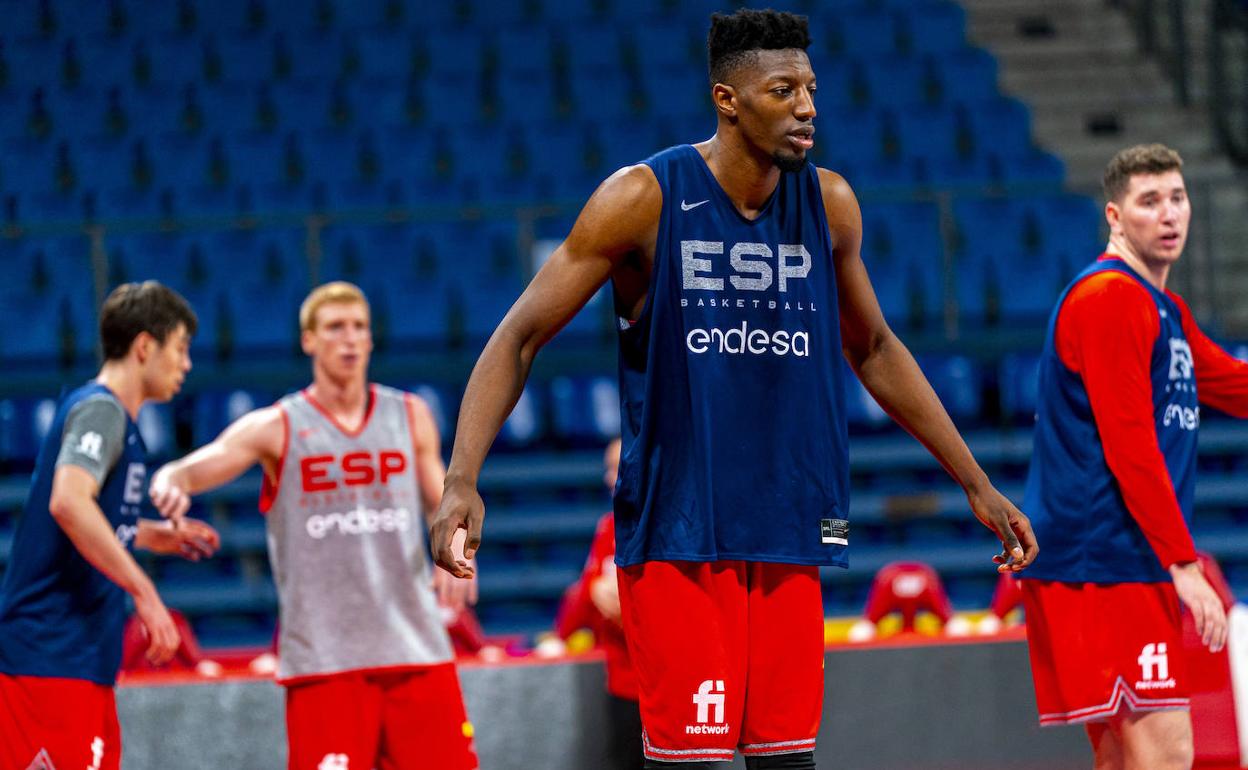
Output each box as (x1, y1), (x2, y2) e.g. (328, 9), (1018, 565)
(285, 663), (478, 770)
(617, 560), (824, 764)
(1021, 579), (1189, 726)
(0, 673), (120, 770)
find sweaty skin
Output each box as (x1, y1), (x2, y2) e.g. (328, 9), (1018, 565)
(431, 47), (1037, 577)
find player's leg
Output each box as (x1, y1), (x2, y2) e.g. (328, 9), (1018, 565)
(738, 563), (823, 769)
(1115, 709), (1193, 770)
(375, 663), (478, 770)
(607, 693), (644, 770)
(285, 673), (383, 770)
(1086, 721), (1124, 770)
(619, 559), (749, 767)
(0, 674), (119, 770)
(100, 686), (122, 770)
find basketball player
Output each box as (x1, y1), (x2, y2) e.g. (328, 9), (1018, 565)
(0, 281), (219, 770)
(431, 10), (1037, 769)
(147, 282), (478, 770)
(556, 437), (642, 770)
(1020, 144), (1248, 769)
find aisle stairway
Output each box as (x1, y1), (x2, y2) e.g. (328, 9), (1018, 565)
(960, 0), (1248, 335)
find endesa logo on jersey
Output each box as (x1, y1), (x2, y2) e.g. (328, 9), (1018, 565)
(679, 240), (816, 358)
(299, 450), (408, 493)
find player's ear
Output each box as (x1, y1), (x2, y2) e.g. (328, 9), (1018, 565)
(300, 327), (316, 356)
(132, 331), (154, 364)
(1105, 199), (1122, 234)
(712, 83), (737, 119)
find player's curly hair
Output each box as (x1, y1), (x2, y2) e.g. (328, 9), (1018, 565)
(707, 8), (811, 86)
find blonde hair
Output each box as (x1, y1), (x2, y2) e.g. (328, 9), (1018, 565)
(1103, 143), (1183, 203)
(299, 281), (369, 332)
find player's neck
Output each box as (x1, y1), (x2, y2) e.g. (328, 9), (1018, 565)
(701, 135), (782, 217)
(306, 375), (370, 427)
(95, 362), (144, 419)
(1105, 239), (1171, 292)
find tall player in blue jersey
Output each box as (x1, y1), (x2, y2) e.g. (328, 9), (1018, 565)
(0, 282), (219, 770)
(432, 10), (1037, 768)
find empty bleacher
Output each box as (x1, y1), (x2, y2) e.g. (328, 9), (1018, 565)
(0, 0), (1244, 647)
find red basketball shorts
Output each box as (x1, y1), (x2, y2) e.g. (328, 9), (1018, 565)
(284, 663), (478, 770)
(1021, 579), (1189, 726)
(0, 673), (120, 770)
(617, 560), (824, 764)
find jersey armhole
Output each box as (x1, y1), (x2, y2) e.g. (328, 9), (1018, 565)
(258, 404), (290, 515)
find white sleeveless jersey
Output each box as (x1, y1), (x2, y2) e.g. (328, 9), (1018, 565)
(262, 384), (452, 681)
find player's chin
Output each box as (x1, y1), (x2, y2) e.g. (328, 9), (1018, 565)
(772, 148), (809, 173)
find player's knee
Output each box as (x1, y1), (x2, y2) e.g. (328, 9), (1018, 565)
(744, 750), (817, 769)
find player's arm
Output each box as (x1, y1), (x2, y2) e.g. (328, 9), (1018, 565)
(818, 168), (1036, 572)
(407, 394), (478, 609)
(48, 398), (180, 664)
(148, 406), (285, 520)
(1062, 276), (1226, 651)
(430, 165), (662, 576)
(1171, 294), (1248, 417)
(134, 518), (220, 561)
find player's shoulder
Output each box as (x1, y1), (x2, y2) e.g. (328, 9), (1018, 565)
(596, 162), (661, 204)
(813, 167), (862, 234)
(1066, 268), (1154, 308)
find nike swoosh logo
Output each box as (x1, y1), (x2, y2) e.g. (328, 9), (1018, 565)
(681, 199), (709, 211)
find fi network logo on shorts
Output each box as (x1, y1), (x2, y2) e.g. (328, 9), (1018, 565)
(318, 754), (349, 770)
(686, 680), (730, 736)
(1136, 642), (1176, 690)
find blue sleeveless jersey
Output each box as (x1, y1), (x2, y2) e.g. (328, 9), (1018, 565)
(1022, 260), (1199, 584)
(612, 145), (850, 567)
(0, 383), (149, 685)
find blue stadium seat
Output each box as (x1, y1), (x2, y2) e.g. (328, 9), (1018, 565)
(357, 30), (413, 83)
(78, 39), (134, 90)
(999, 353), (1042, 421)
(497, 27), (554, 75)
(830, 9), (898, 57)
(861, 201), (945, 326)
(425, 29), (488, 76)
(630, 22), (701, 76)
(198, 228), (308, 290)
(9, 39), (58, 89)
(145, 39), (207, 89)
(0, 396), (59, 463)
(997, 151), (1065, 187)
(137, 402), (178, 461)
(962, 97), (1033, 158)
(549, 376), (620, 443)
(895, 106), (958, 162)
(219, 284), (302, 357)
(0, 289), (95, 364)
(495, 74), (557, 124)
(191, 388), (273, 445)
(496, 385), (546, 449)
(935, 48), (998, 102)
(561, 23), (626, 76)
(918, 355), (981, 419)
(405, 383), (457, 438)
(861, 55), (928, 107)
(565, 71), (632, 121)
(903, 2), (966, 55)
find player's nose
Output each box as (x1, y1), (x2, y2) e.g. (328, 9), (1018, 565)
(795, 86), (816, 120)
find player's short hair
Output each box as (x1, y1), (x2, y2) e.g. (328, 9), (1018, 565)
(300, 281), (370, 332)
(99, 281), (198, 361)
(1103, 143), (1184, 202)
(707, 8), (811, 86)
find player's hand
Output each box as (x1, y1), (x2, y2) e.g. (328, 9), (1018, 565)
(431, 476), (483, 579)
(588, 566), (622, 625)
(140, 518), (220, 561)
(967, 485), (1038, 573)
(133, 590), (181, 666)
(149, 469), (191, 524)
(1171, 562), (1228, 653)
(433, 528), (479, 611)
